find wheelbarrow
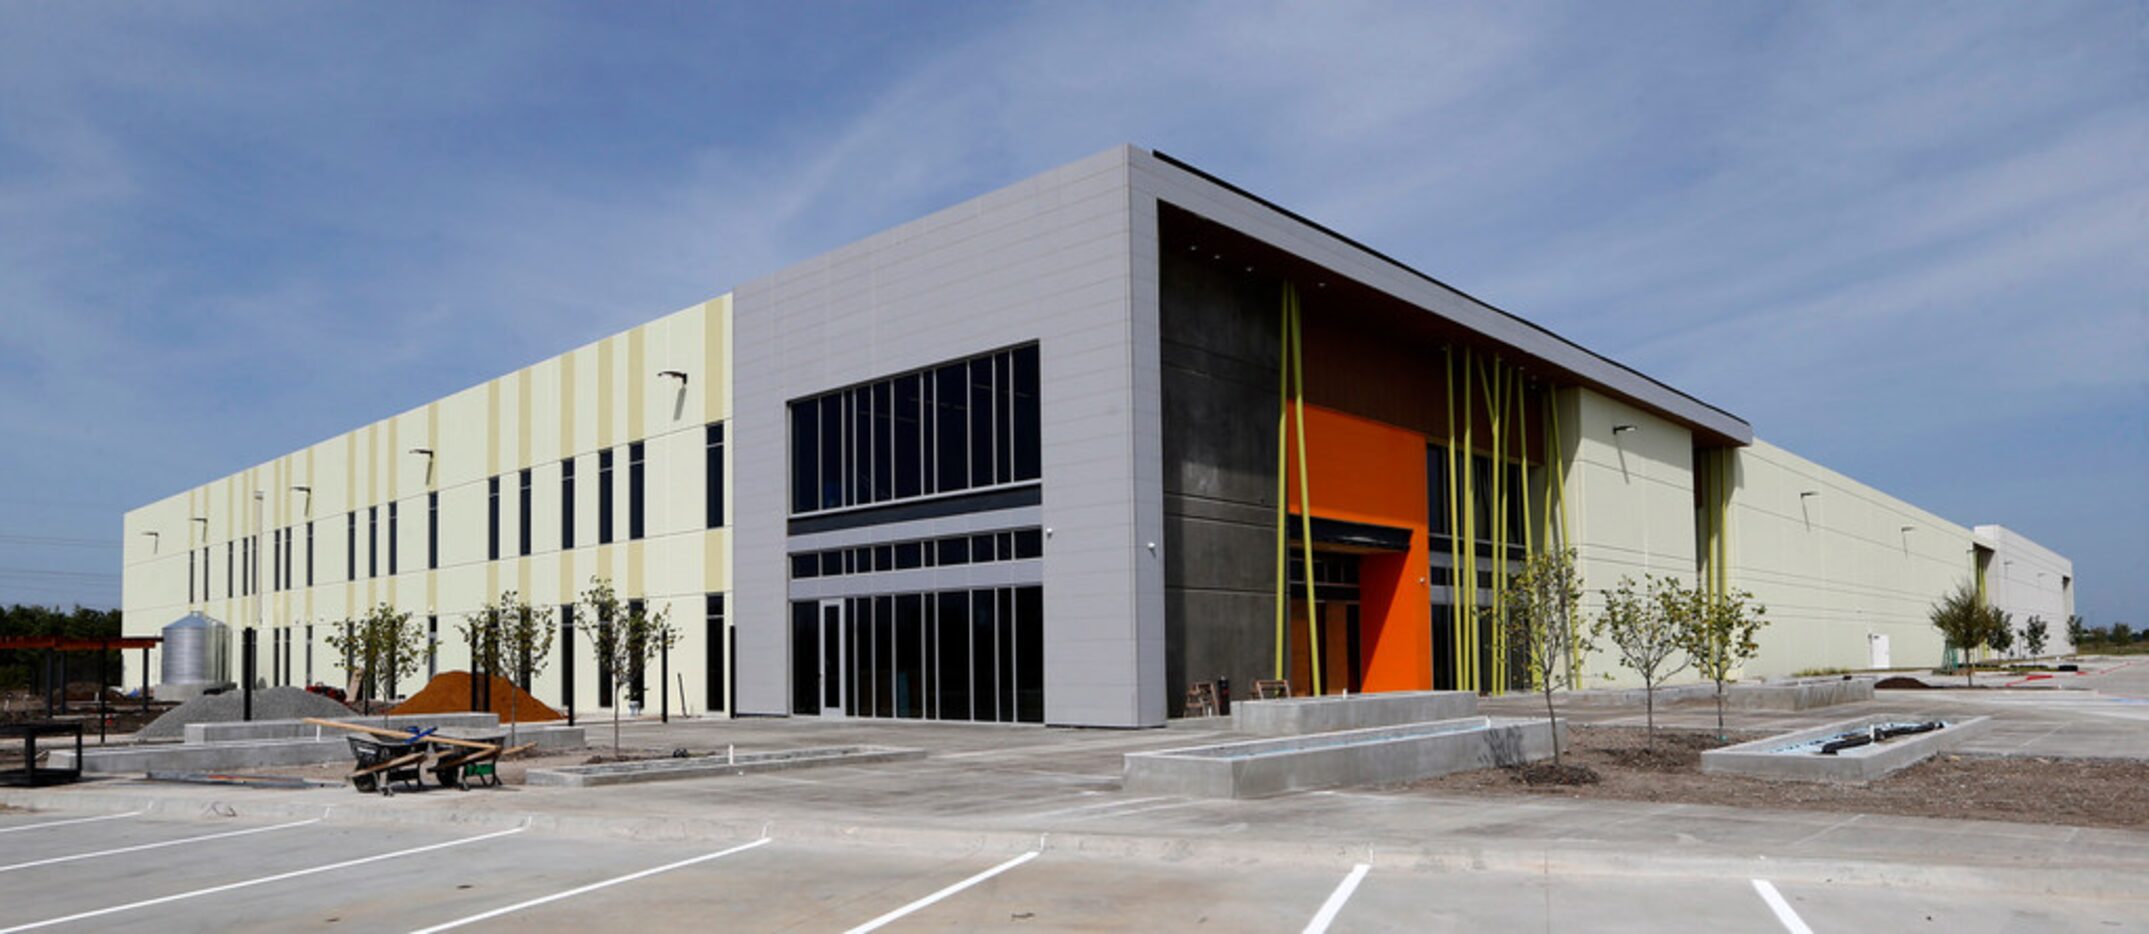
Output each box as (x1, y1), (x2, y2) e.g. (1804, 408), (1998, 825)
(346, 735), (428, 796)
(430, 734), (507, 790)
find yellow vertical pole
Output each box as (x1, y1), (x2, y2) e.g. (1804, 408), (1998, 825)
(1480, 356), (1505, 694)
(1289, 286), (1322, 696)
(1514, 375), (1534, 689)
(1546, 386), (1576, 686)
(1273, 287), (1290, 683)
(1459, 348), (1476, 692)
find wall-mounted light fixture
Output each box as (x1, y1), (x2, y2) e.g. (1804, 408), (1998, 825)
(190, 517), (209, 528)
(1800, 491), (1820, 499)
(141, 530), (159, 553)
(1900, 525), (1915, 532)
(291, 485), (311, 495)
(658, 369), (689, 386)
(1612, 424), (1638, 435)
(408, 448), (434, 458)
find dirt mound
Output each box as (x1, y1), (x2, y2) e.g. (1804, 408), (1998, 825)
(1517, 763), (1601, 786)
(1875, 675), (1937, 690)
(138, 686), (355, 740)
(389, 670), (562, 723)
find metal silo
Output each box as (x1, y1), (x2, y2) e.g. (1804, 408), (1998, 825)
(160, 612), (230, 689)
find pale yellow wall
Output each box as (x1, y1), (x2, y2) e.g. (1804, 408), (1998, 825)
(1724, 439), (1973, 677)
(1559, 389), (1700, 593)
(1556, 389), (1979, 688)
(120, 295), (735, 715)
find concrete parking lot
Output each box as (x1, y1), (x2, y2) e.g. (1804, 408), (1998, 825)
(1, 809), (2141, 932)
(3, 658), (2146, 931)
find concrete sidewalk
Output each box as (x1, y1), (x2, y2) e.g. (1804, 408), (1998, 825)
(7, 711), (2147, 901)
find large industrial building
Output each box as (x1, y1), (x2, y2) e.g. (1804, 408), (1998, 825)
(121, 146), (2075, 727)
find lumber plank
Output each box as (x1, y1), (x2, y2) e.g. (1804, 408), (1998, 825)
(303, 717), (499, 751)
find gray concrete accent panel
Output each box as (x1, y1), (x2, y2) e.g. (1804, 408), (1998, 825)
(1122, 716), (1560, 798)
(733, 146), (1164, 727)
(1231, 690), (1479, 735)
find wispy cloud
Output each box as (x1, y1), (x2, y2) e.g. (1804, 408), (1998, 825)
(0, 1), (2139, 617)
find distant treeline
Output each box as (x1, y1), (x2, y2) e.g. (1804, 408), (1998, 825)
(0, 604), (125, 693)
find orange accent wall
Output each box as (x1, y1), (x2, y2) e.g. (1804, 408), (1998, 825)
(1284, 405), (1431, 693)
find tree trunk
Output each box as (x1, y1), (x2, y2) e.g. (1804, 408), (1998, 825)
(1715, 679), (1726, 740)
(1644, 679), (1655, 749)
(612, 691), (621, 757)
(1543, 684), (1560, 769)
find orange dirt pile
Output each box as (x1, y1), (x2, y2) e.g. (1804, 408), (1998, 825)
(389, 670), (563, 722)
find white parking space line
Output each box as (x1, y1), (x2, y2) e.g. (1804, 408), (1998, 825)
(1302, 863), (1369, 934)
(0, 811), (143, 834)
(0, 817), (320, 874)
(0, 824), (528, 933)
(408, 836), (772, 934)
(843, 850), (1040, 933)
(1751, 879), (1814, 934)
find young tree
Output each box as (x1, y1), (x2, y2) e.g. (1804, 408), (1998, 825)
(2112, 622), (2135, 646)
(325, 604), (422, 714)
(577, 577), (679, 756)
(457, 596), (508, 714)
(1677, 587), (1768, 740)
(2065, 614), (2085, 652)
(1988, 610), (2016, 659)
(1928, 583), (1988, 686)
(481, 591), (554, 745)
(1592, 575), (1691, 748)
(1501, 547), (1588, 769)
(2023, 616), (2049, 658)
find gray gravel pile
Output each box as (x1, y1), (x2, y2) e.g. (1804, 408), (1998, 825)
(138, 687), (354, 740)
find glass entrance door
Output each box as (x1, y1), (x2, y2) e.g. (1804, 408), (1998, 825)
(819, 599), (845, 717)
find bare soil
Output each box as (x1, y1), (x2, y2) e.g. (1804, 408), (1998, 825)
(1408, 725), (2149, 831)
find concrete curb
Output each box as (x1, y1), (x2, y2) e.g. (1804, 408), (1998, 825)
(5, 784), (2144, 900)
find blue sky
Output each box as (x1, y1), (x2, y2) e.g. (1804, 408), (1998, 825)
(2, 2), (2142, 623)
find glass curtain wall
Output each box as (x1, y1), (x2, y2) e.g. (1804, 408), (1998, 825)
(788, 344), (1040, 514)
(789, 585), (1043, 723)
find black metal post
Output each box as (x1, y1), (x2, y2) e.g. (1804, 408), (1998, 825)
(42, 650), (54, 717)
(660, 640), (670, 724)
(242, 628), (256, 721)
(55, 651), (67, 715)
(141, 646), (150, 713)
(98, 641), (109, 745)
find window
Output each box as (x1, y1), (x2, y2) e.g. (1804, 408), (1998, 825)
(427, 616), (438, 679)
(284, 527), (294, 589)
(706, 593), (726, 712)
(226, 541), (233, 596)
(346, 512), (356, 582)
(201, 546), (210, 600)
(788, 344), (1039, 515)
(488, 475), (501, 561)
(387, 502), (398, 575)
(598, 450), (614, 544)
(519, 468), (533, 556)
(705, 423), (725, 529)
(242, 536), (251, 595)
(427, 492), (438, 570)
(188, 548), (196, 603)
(367, 506), (378, 578)
(629, 442), (646, 540)
(561, 458), (576, 549)
(305, 521), (313, 587)
(270, 531), (280, 591)
(793, 585), (1040, 723)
